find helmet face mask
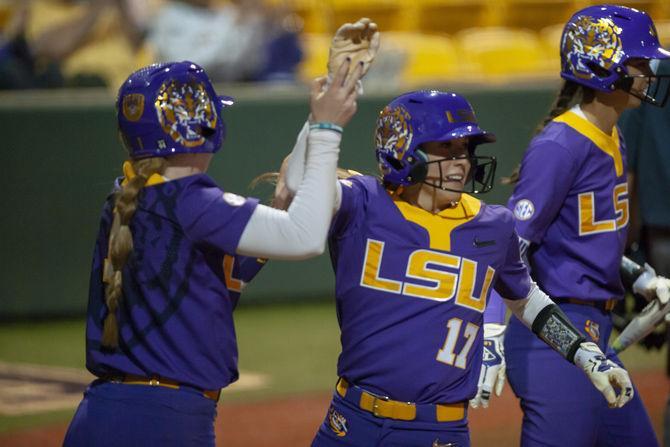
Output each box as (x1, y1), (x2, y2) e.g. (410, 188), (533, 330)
(375, 90), (497, 193)
(419, 151), (496, 195)
(614, 67), (670, 107)
(560, 5), (670, 107)
(117, 61), (234, 160)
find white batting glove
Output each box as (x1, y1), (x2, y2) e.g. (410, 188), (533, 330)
(470, 324), (506, 409)
(633, 263), (670, 304)
(574, 342), (634, 408)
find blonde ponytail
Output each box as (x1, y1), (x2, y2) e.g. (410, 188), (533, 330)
(101, 157), (167, 349)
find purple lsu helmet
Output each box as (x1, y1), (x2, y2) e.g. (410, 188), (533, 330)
(375, 90), (497, 193)
(117, 61), (234, 159)
(560, 5), (670, 105)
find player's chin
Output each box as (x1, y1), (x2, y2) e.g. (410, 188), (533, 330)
(440, 181), (465, 193)
(434, 184), (463, 205)
(626, 96), (643, 109)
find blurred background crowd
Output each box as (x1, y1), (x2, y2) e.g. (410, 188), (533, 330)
(0, 0), (668, 92)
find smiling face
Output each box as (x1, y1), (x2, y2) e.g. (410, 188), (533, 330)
(400, 138), (472, 212)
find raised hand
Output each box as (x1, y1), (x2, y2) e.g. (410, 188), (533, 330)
(328, 18), (380, 79)
(310, 58), (363, 128)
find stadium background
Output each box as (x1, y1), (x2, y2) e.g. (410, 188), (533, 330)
(0, 0), (669, 445)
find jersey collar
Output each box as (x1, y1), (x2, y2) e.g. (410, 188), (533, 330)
(553, 110), (623, 177)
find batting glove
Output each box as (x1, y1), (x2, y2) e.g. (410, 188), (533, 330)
(327, 18), (379, 94)
(574, 342), (634, 408)
(633, 263), (670, 304)
(470, 323), (506, 409)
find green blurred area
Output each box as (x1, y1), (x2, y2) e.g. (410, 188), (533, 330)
(0, 300), (341, 433)
(0, 300), (666, 433)
(1, 86), (557, 318)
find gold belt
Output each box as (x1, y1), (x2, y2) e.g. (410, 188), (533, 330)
(336, 378), (465, 422)
(108, 374), (221, 402)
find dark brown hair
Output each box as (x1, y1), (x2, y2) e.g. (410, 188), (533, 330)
(502, 80), (594, 184)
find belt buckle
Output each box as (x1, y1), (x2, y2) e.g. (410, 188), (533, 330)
(148, 378), (160, 386)
(371, 394), (390, 417)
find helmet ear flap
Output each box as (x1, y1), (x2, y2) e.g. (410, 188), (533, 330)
(406, 149), (428, 184)
(613, 75), (635, 92)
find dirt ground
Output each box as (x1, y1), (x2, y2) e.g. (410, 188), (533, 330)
(1, 370), (666, 447)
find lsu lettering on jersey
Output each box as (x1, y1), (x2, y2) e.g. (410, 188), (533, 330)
(86, 174), (258, 390)
(329, 175), (530, 404)
(508, 108), (628, 301)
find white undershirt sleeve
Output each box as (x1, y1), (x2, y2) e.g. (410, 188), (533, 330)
(284, 121), (309, 194)
(236, 129), (340, 260)
(503, 282), (554, 328)
(285, 120), (343, 213)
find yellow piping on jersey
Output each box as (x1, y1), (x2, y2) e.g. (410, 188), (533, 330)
(121, 161), (167, 187)
(392, 194), (481, 251)
(553, 111), (623, 177)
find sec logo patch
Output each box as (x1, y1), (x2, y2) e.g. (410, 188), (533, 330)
(514, 199), (535, 221)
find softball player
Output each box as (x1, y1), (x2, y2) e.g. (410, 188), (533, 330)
(63, 59), (362, 447)
(479, 5), (670, 447)
(277, 89), (635, 447)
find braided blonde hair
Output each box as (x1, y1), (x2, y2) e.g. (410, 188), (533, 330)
(101, 157), (167, 349)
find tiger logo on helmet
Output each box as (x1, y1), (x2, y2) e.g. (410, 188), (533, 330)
(155, 79), (219, 148)
(559, 4), (670, 100)
(562, 15), (624, 80)
(374, 90), (496, 191)
(117, 61), (234, 160)
(375, 104), (413, 162)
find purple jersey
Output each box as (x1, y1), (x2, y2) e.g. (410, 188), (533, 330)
(86, 174), (258, 390)
(508, 110), (628, 301)
(329, 175), (530, 404)
(224, 255), (267, 306)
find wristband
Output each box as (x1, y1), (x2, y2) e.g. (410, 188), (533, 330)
(310, 122), (343, 134)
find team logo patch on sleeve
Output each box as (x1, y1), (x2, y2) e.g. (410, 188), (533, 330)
(223, 192), (246, 207)
(328, 406), (348, 437)
(513, 199), (535, 221)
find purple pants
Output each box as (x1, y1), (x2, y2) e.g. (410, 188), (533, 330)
(312, 392), (470, 447)
(505, 303), (658, 447)
(63, 380), (217, 447)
